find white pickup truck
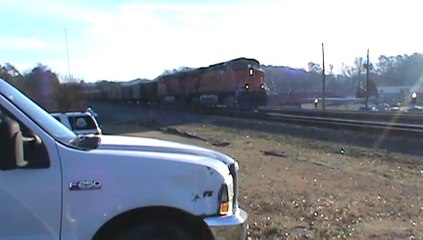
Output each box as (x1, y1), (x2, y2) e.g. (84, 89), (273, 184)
(0, 79), (247, 240)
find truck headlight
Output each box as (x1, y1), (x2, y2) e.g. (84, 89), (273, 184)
(219, 183), (230, 215)
(218, 180), (233, 215)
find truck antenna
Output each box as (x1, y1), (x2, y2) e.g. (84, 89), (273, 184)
(64, 27), (71, 80)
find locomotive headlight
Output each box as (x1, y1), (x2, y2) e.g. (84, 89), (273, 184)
(245, 84), (250, 90)
(249, 68), (254, 76)
(260, 84), (265, 89)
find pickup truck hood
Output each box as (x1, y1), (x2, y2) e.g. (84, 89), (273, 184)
(97, 135), (235, 165)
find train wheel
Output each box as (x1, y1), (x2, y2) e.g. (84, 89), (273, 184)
(224, 96), (237, 109)
(239, 99), (254, 111)
(190, 97), (199, 109)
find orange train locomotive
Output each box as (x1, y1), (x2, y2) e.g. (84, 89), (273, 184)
(156, 57), (268, 109)
(96, 57), (268, 109)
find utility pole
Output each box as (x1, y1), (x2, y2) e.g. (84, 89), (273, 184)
(365, 49), (369, 109)
(322, 43), (326, 110)
(64, 27), (71, 80)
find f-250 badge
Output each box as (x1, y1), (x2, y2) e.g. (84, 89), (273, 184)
(69, 180), (102, 191)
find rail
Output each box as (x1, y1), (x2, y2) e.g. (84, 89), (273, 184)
(257, 107), (423, 125)
(199, 108), (423, 138)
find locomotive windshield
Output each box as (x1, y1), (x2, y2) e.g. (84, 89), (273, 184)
(231, 60), (260, 71)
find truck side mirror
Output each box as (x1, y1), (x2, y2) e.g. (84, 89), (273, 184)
(0, 116), (27, 170)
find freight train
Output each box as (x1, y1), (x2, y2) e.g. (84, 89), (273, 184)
(93, 57), (268, 109)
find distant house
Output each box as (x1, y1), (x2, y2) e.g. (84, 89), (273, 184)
(378, 86), (423, 104)
(268, 91), (342, 106)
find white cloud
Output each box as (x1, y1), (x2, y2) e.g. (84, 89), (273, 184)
(2, 0), (422, 81)
(72, 1), (293, 80)
(0, 0), (96, 24)
(0, 36), (60, 51)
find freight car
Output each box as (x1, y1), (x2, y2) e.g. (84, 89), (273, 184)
(87, 82), (122, 101)
(156, 57), (268, 109)
(120, 79), (155, 103)
(140, 80), (158, 104)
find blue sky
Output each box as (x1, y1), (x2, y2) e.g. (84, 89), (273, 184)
(0, 0), (421, 82)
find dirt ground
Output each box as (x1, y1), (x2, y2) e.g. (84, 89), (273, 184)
(103, 118), (422, 240)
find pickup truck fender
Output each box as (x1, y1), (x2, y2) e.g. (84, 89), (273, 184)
(57, 140), (230, 239)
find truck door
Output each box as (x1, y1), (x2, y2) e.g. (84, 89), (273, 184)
(0, 106), (62, 239)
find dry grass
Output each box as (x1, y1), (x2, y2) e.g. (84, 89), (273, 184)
(103, 121), (423, 240)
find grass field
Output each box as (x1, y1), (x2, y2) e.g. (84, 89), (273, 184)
(103, 117), (422, 240)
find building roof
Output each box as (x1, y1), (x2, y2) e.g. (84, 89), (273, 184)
(378, 86), (423, 94)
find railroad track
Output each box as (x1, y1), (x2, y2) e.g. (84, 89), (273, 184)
(200, 108), (423, 138)
(257, 107), (423, 125)
(91, 100), (423, 137)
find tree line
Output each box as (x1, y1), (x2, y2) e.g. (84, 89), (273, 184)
(264, 52), (423, 97)
(2, 52), (422, 108)
(0, 63), (87, 112)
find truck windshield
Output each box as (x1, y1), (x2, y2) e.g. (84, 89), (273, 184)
(0, 80), (76, 143)
(69, 115), (98, 131)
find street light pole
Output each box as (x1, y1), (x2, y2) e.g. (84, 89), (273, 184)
(365, 49), (370, 109)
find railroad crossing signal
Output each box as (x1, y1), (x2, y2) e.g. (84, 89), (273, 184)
(412, 92), (417, 105)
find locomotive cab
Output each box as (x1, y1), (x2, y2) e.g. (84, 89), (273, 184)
(229, 58), (268, 109)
